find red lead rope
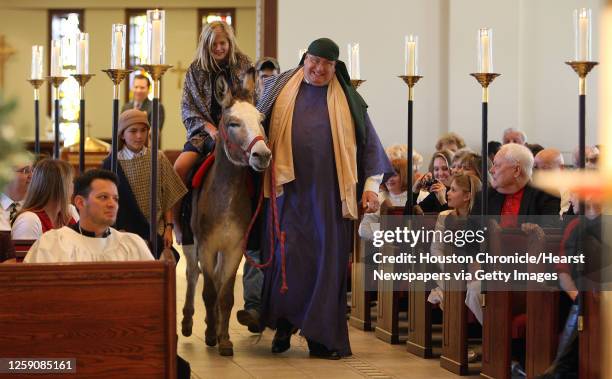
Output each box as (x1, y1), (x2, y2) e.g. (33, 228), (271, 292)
(217, 114), (287, 294)
(241, 158), (288, 294)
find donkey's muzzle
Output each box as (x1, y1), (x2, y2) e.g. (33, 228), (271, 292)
(249, 143), (272, 172)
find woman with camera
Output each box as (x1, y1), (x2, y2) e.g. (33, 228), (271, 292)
(407, 149), (454, 214)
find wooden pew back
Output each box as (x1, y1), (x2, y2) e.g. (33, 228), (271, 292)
(0, 261), (176, 379)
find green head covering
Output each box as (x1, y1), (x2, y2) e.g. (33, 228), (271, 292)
(299, 38), (367, 145)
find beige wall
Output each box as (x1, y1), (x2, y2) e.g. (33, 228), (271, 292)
(279, 0), (604, 162)
(0, 1), (256, 150)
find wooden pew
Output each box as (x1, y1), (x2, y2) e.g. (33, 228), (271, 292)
(375, 206), (406, 344)
(406, 214), (437, 358)
(440, 250), (469, 375)
(525, 228), (562, 378)
(481, 223), (559, 379)
(0, 260), (177, 379)
(12, 239), (35, 262)
(350, 215), (376, 331)
(480, 224), (523, 379)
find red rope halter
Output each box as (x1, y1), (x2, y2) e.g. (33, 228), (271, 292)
(218, 114), (288, 294)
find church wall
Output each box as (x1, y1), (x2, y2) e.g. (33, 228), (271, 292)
(278, 0), (448, 162)
(0, 1), (256, 151)
(0, 9), (48, 142)
(278, 0), (604, 163)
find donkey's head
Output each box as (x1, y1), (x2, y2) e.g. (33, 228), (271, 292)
(214, 70), (271, 172)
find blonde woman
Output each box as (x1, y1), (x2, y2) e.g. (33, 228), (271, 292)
(409, 149), (454, 213)
(12, 159), (78, 240)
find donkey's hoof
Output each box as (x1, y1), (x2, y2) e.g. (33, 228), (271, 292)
(218, 341), (234, 356)
(181, 320), (193, 337)
(205, 335), (217, 347)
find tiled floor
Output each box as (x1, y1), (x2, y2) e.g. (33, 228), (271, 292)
(174, 246), (479, 379)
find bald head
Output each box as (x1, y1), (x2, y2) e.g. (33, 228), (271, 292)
(534, 148), (564, 170)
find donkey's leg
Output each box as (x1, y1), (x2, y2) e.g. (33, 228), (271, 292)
(199, 245), (219, 347)
(181, 244), (199, 337)
(216, 247), (244, 356)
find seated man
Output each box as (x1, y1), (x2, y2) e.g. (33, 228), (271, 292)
(24, 169), (154, 263)
(534, 148), (571, 216)
(472, 143), (561, 223)
(502, 127), (527, 145)
(0, 161), (32, 231)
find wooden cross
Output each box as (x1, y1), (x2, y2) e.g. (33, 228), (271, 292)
(170, 61), (188, 89)
(0, 35), (16, 90)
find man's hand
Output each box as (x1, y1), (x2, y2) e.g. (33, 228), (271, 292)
(205, 122), (218, 139)
(362, 191), (379, 214)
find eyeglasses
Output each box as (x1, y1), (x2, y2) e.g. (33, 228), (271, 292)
(15, 166), (33, 175)
(306, 55), (336, 70)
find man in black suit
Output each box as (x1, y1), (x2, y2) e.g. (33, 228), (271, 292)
(472, 143), (560, 221)
(122, 74), (165, 130)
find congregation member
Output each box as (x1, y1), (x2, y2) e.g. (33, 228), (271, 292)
(472, 143), (560, 223)
(358, 158), (409, 240)
(573, 145), (600, 169)
(385, 144), (423, 184)
(255, 57), (280, 99)
(102, 109), (186, 259)
(257, 37), (392, 359)
(407, 149), (454, 214)
(0, 160), (32, 231)
(24, 169), (153, 262)
(121, 74), (165, 130)
(488, 140), (502, 162)
(428, 173), (483, 323)
(502, 127), (527, 145)
(12, 159), (78, 240)
(236, 56), (282, 333)
(534, 148), (571, 216)
(174, 20), (252, 245)
(435, 132), (465, 152)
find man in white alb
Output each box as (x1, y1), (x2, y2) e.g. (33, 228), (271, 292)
(24, 169), (154, 263)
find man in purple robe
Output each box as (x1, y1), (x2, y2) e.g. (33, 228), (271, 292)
(256, 38), (393, 359)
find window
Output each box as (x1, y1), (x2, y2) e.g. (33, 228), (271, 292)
(125, 9), (155, 101)
(48, 9), (84, 147)
(198, 8), (236, 37)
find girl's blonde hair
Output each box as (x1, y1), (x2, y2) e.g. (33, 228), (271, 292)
(17, 159), (74, 227)
(195, 21), (241, 72)
(451, 173), (482, 213)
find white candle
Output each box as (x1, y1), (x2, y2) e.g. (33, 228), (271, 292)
(76, 33), (89, 74)
(348, 43), (360, 79)
(576, 8), (592, 61)
(600, 4), (612, 172)
(31, 45), (43, 79)
(404, 35), (418, 76)
(50, 39), (62, 77)
(111, 24), (126, 69)
(478, 28), (493, 73)
(147, 10), (165, 65)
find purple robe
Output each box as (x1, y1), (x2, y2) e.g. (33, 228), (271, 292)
(260, 82), (392, 356)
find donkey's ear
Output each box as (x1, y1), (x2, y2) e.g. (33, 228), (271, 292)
(241, 67), (257, 101)
(214, 76), (232, 108)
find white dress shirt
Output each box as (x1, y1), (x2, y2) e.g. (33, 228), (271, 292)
(0, 193), (20, 232)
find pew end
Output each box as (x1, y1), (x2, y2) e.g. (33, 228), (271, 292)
(0, 260), (177, 378)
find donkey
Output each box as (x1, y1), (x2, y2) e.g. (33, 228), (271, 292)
(181, 71), (271, 356)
